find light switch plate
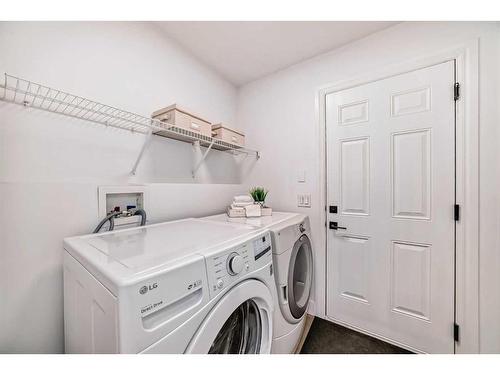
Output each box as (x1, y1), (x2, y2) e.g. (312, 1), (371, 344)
(297, 194), (311, 208)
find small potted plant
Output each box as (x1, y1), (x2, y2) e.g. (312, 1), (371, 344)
(249, 187), (272, 216)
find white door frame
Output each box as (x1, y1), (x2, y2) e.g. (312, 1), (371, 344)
(316, 40), (479, 353)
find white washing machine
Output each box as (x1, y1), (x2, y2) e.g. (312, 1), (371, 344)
(63, 218), (275, 354)
(202, 212), (314, 353)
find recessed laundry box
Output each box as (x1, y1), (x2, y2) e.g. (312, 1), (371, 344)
(152, 104), (212, 137)
(212, 123), (245, 147)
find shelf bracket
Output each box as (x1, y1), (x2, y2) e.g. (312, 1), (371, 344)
(130, 127), (154, 175)
(192, 139), (215, 177)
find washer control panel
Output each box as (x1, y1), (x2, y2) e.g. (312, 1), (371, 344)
(206, 232), (272, 298)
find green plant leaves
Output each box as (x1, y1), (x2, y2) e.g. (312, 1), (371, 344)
(249, 186), (268, 202)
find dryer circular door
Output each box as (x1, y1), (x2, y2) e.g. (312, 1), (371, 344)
(286, 234), (313, 321)
(186, 279), (273, 354)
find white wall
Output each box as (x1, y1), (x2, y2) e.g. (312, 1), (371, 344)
(0, 22), (248, 353)
(237, 21), (500, 353)
(2, 21), (499, 354)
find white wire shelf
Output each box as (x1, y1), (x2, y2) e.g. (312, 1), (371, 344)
(0, 73), (260, 159)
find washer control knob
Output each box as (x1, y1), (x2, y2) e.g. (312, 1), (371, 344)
(227, 253), (244, 275)
(216, 279), (224, 289)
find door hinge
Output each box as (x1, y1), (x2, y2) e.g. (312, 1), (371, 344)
(454, 204), (460, 221)
(454, 323), (460, 342)
(454, 82), (460, 101)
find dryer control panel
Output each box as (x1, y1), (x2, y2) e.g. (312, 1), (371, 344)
(205, 232), (272, 298)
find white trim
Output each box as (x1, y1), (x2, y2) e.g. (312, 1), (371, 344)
(316, 40), (479, 354)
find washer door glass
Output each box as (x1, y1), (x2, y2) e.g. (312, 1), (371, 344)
(288, 234), (313, 319)
(208, 299), (262, 354)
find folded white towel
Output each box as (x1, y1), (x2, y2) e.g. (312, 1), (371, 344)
(233, 195), (253, 203)
(231, 202), (253, 209)
(229, 204), (246, 210)
(227, 206), (246, 218)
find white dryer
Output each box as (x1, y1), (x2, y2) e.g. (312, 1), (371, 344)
(63, 218), (275, 354)
(202, 212), (314, 353)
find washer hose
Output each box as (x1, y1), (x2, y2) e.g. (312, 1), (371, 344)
(132, 208), (147, 226)
(93, 211), (121, 233)
(93, 208), (147, 233)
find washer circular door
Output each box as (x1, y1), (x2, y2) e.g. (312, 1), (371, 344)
(287, 234), (313, 320)
(186, 279), (273, 354)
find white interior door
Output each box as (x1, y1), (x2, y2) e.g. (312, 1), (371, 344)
(326, 61), (456, 353)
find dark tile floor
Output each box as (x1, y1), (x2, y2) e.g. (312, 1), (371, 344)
(300, 317), (411, 354)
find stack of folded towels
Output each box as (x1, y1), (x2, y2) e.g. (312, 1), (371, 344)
(231, 195), (253, 208)
(227, 195), (261, 218)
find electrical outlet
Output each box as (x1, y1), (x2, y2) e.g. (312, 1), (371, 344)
(297, 194), (311, 208)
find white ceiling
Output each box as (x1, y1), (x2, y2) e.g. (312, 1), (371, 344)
(156, 21), (397, 86)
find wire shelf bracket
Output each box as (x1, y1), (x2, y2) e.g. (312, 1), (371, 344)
(0, 73), (260, 176)
(131, 127), (154, 175)
(192, 139), (215, 178)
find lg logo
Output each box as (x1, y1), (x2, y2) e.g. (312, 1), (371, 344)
(139, 283), (158, 295)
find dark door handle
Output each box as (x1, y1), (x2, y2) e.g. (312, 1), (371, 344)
(329, 222), (347, 230)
